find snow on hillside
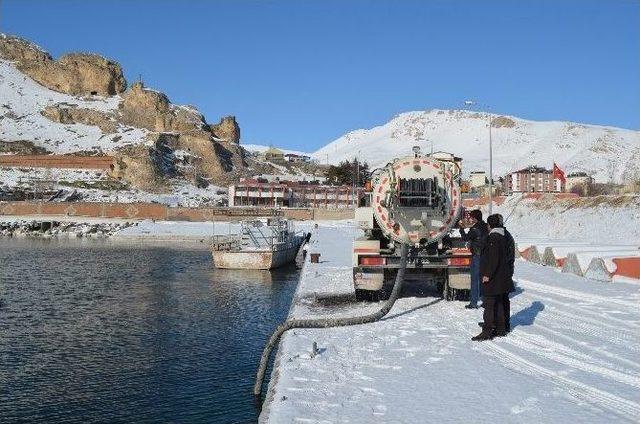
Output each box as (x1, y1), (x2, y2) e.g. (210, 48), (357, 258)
(0, 60), (147, 153)
(0, 166), (228, 207)
(490, 195), (640, 244)
(242, 144), (310, 157)
(312, 109), (640, 184)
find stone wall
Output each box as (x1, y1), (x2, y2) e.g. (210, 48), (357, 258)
(0, 202), (328, 221)
(0, 155), (115, 170)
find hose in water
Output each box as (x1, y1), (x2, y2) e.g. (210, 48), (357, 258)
(253, 243), (410, 396)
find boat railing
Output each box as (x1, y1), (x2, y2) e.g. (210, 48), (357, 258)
(211, 234), (242, 251)
(212, 219), (303, 252)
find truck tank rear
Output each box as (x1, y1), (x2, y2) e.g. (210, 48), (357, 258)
(353, 148), (471, 301)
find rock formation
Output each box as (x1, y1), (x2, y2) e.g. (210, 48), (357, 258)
(1, 33), (258, 191)
(491, 116), (516, 128)
(42, 104), (118, 133)
(118, 82), (208, 133)
(210, 116), (241, 143)
(0, 35), (126, 96)
(110, 144), (162, 191)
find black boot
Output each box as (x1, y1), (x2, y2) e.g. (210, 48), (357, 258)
(471, 331), (493, 341)
(494, 329), (508, 337)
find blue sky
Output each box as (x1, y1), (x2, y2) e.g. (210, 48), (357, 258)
(3, 0), (639, 151)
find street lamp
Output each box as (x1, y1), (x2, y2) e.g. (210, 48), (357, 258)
(464, 100), (494, 214)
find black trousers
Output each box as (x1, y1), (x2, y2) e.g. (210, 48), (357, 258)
(502, 293), (511, 331)
(482, 295), (506, 334)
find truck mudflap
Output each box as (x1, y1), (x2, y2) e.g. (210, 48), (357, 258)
(353, 268), (384, 291)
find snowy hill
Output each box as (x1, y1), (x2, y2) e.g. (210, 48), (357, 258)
(312, 110), (640, 184)
(242, 144), (310, 157)
(0, 59), (147, 154)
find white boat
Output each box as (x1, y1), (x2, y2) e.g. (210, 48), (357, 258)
(211, 218), (305, 270)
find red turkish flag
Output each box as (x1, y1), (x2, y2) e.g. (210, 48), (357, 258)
(553, 162), (566, 183)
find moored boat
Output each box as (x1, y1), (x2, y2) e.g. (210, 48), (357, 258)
(211, 218), (305, 270)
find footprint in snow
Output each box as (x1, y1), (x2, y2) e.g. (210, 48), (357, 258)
(373, 404), (387, 416)
(510, 397), (541, 414)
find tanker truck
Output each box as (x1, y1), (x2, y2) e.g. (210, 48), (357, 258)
(353, 147), (471, 301)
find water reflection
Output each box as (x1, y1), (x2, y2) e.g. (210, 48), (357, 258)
(0, 238), (299, 423)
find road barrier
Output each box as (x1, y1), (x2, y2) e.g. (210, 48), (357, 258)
(585, 256), (640, 282)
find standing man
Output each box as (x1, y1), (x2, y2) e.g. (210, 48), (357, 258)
(497, 214), (515, 332)
(459, 209), (488, 309)
(472, 214), (514, 341)
(479, 214), (516, 332)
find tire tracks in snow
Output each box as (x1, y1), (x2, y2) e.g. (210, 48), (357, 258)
(444, 305), (640, 421)
(517, 278), (638, 310)
(503, 334), (640, 389)
(521, 288), (640, 331)
(529, 323), (640, 373)
(481, 340), (640, 422)
(513, 288), (640, 352)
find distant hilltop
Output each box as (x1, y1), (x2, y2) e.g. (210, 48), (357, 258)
(312, 109), (640, 184)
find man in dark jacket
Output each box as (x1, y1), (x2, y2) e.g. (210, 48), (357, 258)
(472, 214), (514, 341)
(498, 214), (516, 332)
(459, 209), (487, 309)
(479, 214), (516, 332)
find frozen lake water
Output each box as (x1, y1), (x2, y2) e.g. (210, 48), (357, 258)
(0, 238), (300, 423)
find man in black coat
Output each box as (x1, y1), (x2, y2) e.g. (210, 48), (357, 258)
(498, 214), (516, 332)
(472, 214), (514, 341)
(458, 209), (488, 309)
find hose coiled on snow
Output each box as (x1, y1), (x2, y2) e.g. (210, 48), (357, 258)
(253, 243), (410, 396)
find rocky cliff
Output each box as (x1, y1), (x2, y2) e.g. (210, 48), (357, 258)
(0, 33), (256, 192)
(0, 35), (126, 96)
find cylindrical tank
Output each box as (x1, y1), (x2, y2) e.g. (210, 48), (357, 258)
(370, 151), (462, 246)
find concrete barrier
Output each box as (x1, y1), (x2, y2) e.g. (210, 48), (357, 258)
(540, 244), (632, 267)
(562, 250), (640, 277)
(562, 253), (586, 276)
(585, 256), (640, 282)
(521, 245), (542, 263)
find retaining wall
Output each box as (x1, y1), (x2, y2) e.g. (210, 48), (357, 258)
(0, 202), (351, 221)
(0, 155), (115, 170)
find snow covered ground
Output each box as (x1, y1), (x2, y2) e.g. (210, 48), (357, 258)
(260, 224), (640, 423)
(491, 195), (640, 244)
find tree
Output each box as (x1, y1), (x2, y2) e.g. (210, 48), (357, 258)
(325, 159), (369, 186)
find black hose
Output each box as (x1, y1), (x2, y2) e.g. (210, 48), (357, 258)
(253, 243), (410, 396)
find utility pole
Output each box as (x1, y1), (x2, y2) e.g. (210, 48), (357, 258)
(488, 112), (493, 214)
(352, 157), (356, 208)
